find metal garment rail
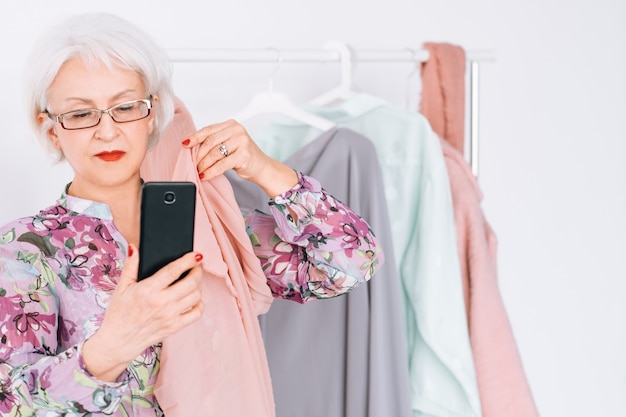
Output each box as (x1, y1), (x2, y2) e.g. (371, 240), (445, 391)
(166, 47), (495, 177)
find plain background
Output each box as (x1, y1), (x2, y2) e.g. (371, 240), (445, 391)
(1, 2), (625, 416)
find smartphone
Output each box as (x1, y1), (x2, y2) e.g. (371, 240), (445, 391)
(138, 181), (196, 282)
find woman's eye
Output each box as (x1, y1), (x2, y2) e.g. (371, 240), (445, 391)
(116, 103), (136, 112)
(69, 110), (95, 119)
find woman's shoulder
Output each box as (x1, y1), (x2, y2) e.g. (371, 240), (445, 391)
(0, 201), (75, 283)
(1, 201), (68, 231)
(0, 201), (73, 255)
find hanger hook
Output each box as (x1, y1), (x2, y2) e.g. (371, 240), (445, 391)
(405, 47), (420, 78)
(266, 47), (282, 94)
(405, 48), (422, 110)
(322, 40), (354, 91)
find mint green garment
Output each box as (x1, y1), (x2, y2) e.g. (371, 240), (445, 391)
(249, 93), (482, 417)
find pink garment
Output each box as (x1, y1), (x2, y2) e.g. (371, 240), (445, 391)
(440, 139), (539, 417)
(420, 42), (466, 154)
(140, 99), (275, 416)
(420, 42), (539, 417)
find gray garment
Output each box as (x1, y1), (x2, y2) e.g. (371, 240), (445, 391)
(226, 127), (412, 417)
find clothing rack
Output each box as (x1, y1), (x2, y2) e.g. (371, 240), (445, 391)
(166, 46), (495, 177)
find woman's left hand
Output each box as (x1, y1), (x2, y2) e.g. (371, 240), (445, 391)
(183, 119), (298, 197)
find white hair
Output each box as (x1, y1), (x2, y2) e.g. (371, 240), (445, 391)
(23, 12), (175, 161)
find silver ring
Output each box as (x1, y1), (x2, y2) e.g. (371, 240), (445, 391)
(218, 144), (229, 157)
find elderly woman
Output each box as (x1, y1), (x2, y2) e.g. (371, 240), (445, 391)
(0, 13), (383, 416)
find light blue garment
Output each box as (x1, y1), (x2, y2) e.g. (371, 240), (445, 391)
(249, 93), (482, 417)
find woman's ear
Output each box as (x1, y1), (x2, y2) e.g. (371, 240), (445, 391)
(147, 95), (159, 135)
(37, 112), (61, 150)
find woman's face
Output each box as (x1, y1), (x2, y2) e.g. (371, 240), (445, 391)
(42, 58), (155, 196)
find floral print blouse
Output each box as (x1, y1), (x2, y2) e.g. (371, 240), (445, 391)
(0, 173), (382, 416)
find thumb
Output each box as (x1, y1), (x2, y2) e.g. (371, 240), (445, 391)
(118, 244), (139, 289)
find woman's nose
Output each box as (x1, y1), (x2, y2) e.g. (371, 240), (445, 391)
(94, 112), (119, 141)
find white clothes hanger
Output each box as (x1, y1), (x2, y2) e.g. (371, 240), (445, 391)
(309, 41), (358, 107)
(234, 49), (335, 131)
(405, 47), (423, 111)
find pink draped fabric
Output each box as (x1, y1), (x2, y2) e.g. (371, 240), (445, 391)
(140, 99), (275, 416)
(440, 139), (539, 417)
(420, 42), (466, 154)
(420, 43), (540, 417)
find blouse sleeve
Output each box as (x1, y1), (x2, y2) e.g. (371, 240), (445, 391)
(241, 172), (384, 303)
(0, 229), (129, 415)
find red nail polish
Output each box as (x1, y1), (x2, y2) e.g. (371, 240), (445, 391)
(195, 253), (204, 262)
(199, 172), (205, 180)
(128, 245), (134, 257)
(182, 138), (191, 146)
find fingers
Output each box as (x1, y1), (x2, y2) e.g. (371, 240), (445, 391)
(146, 251), (204, 289)
(118, 244), (139, 290)
(154, 263), (204, 334)
(175, 279), (204, 316)
(138, 256), (204, 330)
(182, 119), (241, 151)
(198, 137), (237, 172)
(181, 120), (252, 180)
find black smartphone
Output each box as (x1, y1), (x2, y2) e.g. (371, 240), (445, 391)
(138, 181), (196, 282)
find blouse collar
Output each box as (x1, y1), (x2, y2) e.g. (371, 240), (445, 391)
(58, 183), (114, 220)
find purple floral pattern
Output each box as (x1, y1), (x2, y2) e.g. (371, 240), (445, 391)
(244, 173), (383, 303)
(0, 173), (383, 415)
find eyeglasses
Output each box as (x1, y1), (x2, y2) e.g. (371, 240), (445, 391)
(46, 98), (152, 130)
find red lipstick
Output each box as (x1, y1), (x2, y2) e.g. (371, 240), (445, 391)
(95, 150), (125, 162)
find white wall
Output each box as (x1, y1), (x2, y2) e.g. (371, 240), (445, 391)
(1, 1), (625, 416)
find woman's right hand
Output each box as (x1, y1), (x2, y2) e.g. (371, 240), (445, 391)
(82, 245), (204, 382)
